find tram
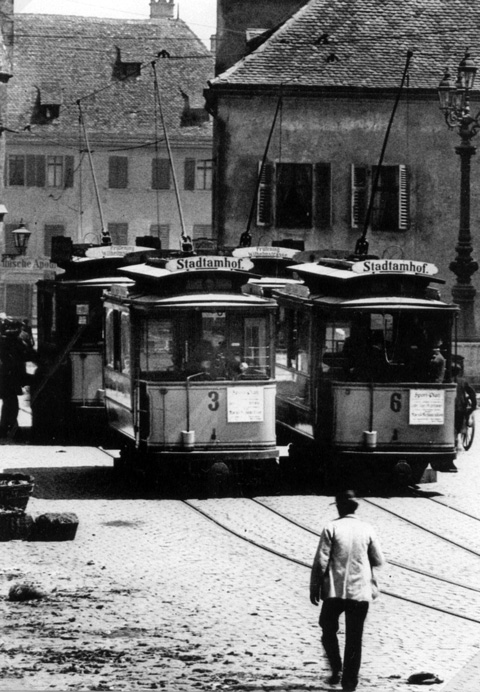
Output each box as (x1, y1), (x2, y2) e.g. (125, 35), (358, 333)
(274, 256), (459, 487)
(103, 254), (279, 488)
(32, 240), (156, 443)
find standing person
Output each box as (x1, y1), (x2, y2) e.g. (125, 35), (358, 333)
(310, 490), (385, 691)
(0, 321), (34, 437)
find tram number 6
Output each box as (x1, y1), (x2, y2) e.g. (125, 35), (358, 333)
(390, 392), (402, 413)
(208, 391), (220, 411)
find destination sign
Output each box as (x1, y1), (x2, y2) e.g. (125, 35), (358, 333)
(85, 245), (153, 258)
(352, 259), (438, 275)
(233, 246), (299, 260)
(165, 256), (254, 272)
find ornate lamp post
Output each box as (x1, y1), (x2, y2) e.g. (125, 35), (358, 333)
(438, 49), (479, 338)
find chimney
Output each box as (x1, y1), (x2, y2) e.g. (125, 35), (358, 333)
(150, 0), (175, 20)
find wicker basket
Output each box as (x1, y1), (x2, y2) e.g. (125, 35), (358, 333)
(0, 474), (34, 510)
(0, 509), (34, 541)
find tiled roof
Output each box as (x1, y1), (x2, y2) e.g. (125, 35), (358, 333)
(8, 14), (214, 142)
(211, 0), (480, 91)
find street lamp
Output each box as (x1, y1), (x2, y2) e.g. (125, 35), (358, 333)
(438, 49), (480, 338)
(12, 223), (31, 255)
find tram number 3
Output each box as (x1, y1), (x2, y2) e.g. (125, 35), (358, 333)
(390, 392), (402, 413)
(208, 391), (220, 411)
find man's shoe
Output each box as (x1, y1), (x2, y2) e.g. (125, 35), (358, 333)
(327, 670), (342, 685)
(342, 684), (356, 691)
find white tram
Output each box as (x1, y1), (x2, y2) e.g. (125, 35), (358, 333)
(274, 257), (459, 487)
(103, 255), (279, 488)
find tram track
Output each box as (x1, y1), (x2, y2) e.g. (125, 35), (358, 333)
(183, 497), (480, 625)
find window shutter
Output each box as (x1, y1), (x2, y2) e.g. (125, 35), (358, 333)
(64, 155), (74, 188)
(351, 165), (369, 229)
(44, 224), (65, 256)
(109, 156), (128, 189)
(184, 158), (196, 190)
(26, 155), (36, 187)
(36, 155), (45, 187)
(314, 162), (332, 229)
(152, 159), (170, 190)
(150, 223), (170, 248)
(4, 223), (17, 254)
(398, 164), (409, 230)
(256, 161), (273, 226)
(108, 223), (128, 245)
(26, 154), (45, 187)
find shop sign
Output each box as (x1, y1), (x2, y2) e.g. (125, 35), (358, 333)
(1, 256), (59, 271)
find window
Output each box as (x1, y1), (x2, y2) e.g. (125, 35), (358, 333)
(108, 223), (128, 245)
(152, 159), (170, 189)
(196, 160), (213, 190)
(113, 48), (141, 80)
(47, 156), (63, 187)
(106, 308), (130, 373)
(8, 155), (26, 186)
(108, 156), (128, 189)
(351, 164), (409, 231)
(9, 155), (73, 188)
(275, 306), (311, 405)
(256, 161), (331, 230)
(138, 310), (272, 381)
(184, 158), (213, 190)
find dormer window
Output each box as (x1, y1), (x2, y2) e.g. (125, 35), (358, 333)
(180, 91), (209, 127)
(113, 47), (141, 80)
(33, 82), (62, 124)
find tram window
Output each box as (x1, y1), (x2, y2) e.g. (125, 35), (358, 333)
(140, 318), (175, 374)
(105, 308), (130, 373)
(244, 317), (269, 373)
(275, 308), (311, 403)
(121, 312), (130, 374)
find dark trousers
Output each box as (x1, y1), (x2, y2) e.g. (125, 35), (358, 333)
(0, 393), (19, 434)
(319, 598), (369, 689)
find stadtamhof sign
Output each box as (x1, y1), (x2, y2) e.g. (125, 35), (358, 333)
(165, 256), (254, 272)
(352, 259), (438, 276)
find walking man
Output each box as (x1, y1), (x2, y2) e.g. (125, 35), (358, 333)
(310, 490), (385, 691)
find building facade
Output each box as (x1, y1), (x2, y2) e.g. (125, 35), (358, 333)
(206, 0), (480, 342)
(1, 0), (214, 321)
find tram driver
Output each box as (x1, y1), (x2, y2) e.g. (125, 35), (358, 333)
(188, 329), (247, 379)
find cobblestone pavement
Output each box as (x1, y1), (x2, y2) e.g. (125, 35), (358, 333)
(0, 414), (479, 691)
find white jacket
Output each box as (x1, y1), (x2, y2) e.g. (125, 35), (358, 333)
(311, 514), (385, 602)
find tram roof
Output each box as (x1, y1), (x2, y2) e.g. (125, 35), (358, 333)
(117, 261), (264, 296)
(311, 296), (458, 311)
(113, 293), (274, 308)
(290, 262), (445, 285)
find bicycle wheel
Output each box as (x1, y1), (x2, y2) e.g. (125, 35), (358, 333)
(461, 413), (475, 451)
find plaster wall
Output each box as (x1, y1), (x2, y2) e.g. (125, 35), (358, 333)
(3, 141), (213, 254)
(213, 91), (480, 312)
